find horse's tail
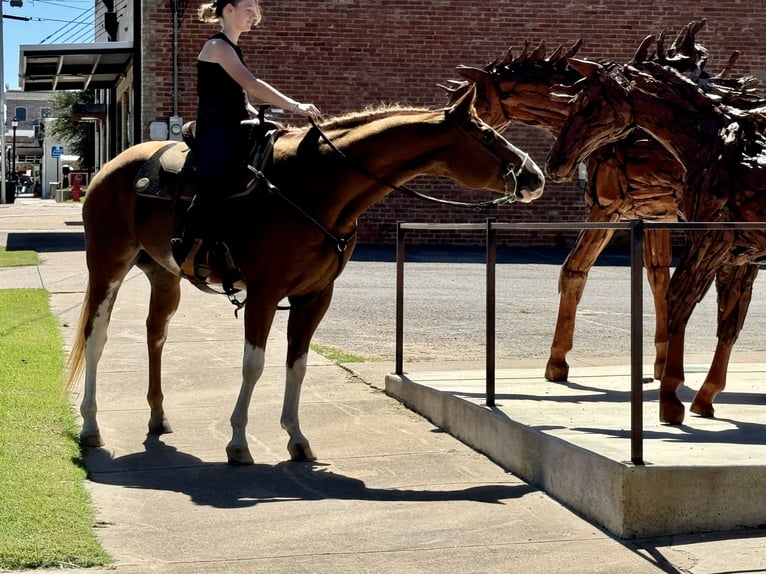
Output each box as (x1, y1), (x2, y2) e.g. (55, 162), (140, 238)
(66, 286), (89, 389)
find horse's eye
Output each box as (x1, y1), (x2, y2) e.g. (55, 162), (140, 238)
(483, 130), (496, 144)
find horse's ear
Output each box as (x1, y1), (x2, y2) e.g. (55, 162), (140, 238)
(446, 83), (477, 120)
(566, 57), (601, 79)
(456, 65), (488, 84)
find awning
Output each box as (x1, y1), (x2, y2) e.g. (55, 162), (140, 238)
(19, 41), (133, 92)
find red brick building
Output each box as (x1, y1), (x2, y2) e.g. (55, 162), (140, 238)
(22, 1), (766, 245)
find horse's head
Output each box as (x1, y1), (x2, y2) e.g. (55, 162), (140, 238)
(445, 86), (545, 203)
(447, 40), (585, 133)
(545, 58), (635, 183)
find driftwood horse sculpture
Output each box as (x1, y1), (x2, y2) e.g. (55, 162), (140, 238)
(67, 88), (545, 463)
(545, 39), (766, 424)
(448, 21), (715, 383)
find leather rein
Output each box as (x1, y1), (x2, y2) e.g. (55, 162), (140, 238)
(307, 117), (526, 209)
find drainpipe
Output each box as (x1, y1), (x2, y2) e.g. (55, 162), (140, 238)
(172, 0), (179, 116)
(133, 1), (141, 144)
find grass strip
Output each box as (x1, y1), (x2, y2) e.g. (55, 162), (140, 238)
(0, 289), (110, 569)
(311, 342), (365, 363)
(0, 247), (39, 267)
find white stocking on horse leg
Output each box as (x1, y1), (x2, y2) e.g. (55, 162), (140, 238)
(281, 353), (315, 461)
(80, 296), (114, 447)
(226, 343), (264, 465)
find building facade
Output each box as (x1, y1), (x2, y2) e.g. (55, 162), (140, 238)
(20, 1), (766, 245)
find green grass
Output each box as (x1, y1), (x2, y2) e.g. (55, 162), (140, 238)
(0, 289), (110, 569)
(0, 247), (39, 268)
(311, 342), (365, 363)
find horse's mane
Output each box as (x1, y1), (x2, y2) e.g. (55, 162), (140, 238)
(277, 104), (437, 136)
(319, 103), (436, 131)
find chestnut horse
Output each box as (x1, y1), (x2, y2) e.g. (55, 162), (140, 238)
(67, 87), (545, 464)
(545, 45), (766, 424)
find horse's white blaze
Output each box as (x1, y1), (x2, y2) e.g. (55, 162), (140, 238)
(81, 282), (119, 437)
(505, 139), (545, 202)
(229, 343), (265, 450)
(281, 353), (308, 439)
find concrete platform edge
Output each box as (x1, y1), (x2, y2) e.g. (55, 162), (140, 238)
(385, 373), (766, 539)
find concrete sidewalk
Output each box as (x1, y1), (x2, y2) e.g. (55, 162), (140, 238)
(2, 199), (765, 573)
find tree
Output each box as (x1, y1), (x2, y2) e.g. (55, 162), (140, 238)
(49, 91), (95, 172)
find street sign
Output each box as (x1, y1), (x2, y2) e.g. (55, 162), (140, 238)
(51, 145), (64, 158)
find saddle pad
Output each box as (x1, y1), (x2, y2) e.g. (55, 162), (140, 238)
(134, 142), (195, 201)
(133, 128), (280, 202)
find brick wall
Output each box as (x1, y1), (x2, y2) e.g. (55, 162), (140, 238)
(140, 1), (766, 246)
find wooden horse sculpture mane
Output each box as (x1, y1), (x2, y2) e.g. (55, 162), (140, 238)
(67, 87), (545, 464)
(546, 37), (766, 425)
(447, 21), (711, 383)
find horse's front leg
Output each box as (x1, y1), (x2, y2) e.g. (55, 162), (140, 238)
(139, 258), (181, 435)
(226, 301), (276, 465)
(546, 225), (614, 381)
(644, 228), (672, 380)
(282, 285), (335, 461)
(690, 263), (757, 418)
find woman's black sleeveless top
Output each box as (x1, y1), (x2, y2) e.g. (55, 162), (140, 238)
(197, 32), (248, 129)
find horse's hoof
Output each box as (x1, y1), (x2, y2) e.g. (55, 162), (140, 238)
(79, 431), (105, 448)
(659, 400), (685, 425)
(226, 444), (254, 466)
(544, 359), (569, 382)
(288, 441), (316, 462)
(653, 363), (664, 381)
(690, 400), (715, 418)
(148, 415), (173, 435)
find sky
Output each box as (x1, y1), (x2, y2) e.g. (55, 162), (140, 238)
(2, 0), (95, 91)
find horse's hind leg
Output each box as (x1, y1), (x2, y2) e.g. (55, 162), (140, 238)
(137, 256), (182, 435)
(661, 232), (731, 424)
(79, 260), (136, 447)
(690, 263), (756, 418)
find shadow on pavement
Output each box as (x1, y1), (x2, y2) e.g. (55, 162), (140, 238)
(351, 243), (641, 265)
(6, 231), (85, 252)
(84, 436), (533, 509)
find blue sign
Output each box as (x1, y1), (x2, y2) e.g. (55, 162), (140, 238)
(51, 145), (64, 158)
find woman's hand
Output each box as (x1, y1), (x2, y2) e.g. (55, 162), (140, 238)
(291, 102), (321, 121)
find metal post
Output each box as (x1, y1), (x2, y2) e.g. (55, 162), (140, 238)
(0, 1), (6, 204)
(630, 220), (645, 465)
(11, 117), (17, 194)
(485, 218), (496, 406)
(395, 222), (405, 375)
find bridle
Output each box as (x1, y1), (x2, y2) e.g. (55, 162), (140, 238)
(308, 117), (527, 208)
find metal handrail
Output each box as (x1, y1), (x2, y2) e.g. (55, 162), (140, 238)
(395, 219), (766, 465)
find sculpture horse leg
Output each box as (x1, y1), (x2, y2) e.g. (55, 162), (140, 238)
(137, 257), (181, 435)
(226, 285), (334, 464)
(545, 224), (615, 382)
(643, 228), (672, 380)
(660, 231), (733, 424)
(690, 262), (757, 418)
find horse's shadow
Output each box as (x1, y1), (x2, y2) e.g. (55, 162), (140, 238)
(83, 436), (532, 509)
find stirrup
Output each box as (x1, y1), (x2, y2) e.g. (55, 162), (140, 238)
(177, 239), (207, 280)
